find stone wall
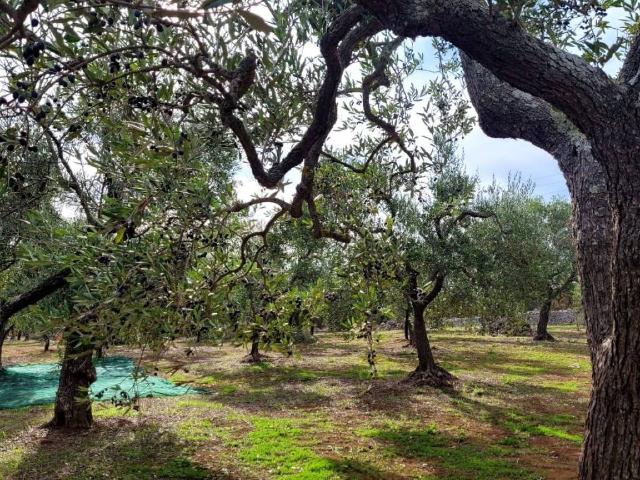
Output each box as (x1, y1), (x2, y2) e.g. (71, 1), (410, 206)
(524, 309), (577, 326)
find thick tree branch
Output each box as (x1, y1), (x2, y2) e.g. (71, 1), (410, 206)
(0, 0), (39, 50)
(218, 7), (382, 189)
(358, 0), (621, 139)
(461, 53), (613, 349)
(0, 268), (70, 322)
(620, 33), (640, 89)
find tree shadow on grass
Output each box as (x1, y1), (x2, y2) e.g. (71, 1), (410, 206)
(323, 457), (411, 479)
(444, 387), (584, 446)
(359, 424), (540, 480)
(383, 345), (588, 378)
(5, 420), (234, 480)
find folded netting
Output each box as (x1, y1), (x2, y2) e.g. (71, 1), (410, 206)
(0, 356), (195, 409)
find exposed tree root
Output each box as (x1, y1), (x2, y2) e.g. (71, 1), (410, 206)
(241, 353), (271, 364)
(533, 332), (556, 342)
(404, 365), (456, 388)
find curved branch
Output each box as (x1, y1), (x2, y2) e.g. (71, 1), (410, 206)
(460, 52), (613, 349)
(0, 0), (39, 50)
(358, 0), (621, 139)
(362, 36), (415, 168)
(219, 7), (382, 188)
(620, 33), (640, 89)
(0, 268), (71, 322)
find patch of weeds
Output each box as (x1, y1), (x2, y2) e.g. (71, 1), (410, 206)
(177, 418), (217, 442)
(534, 426), (582, 444)
(503, 365), (547, 376)
(176, 398), (224, 409)
(156, 458), (211, 479)
(169, 371), (195, 383)
(503, 412), (582, 444)
(0, 446), (26, 477)
(359, 425), (537, 480)
(502, 374), (529, 385)
(239, 417), (341, 479)
(465, 384), (486, 397)
(220, 385), (238, 395)
(540, 380), (580, 393)
(497, 435), (529, 448)
(547, 413), (578, 426)
(94, 405), (138, 418)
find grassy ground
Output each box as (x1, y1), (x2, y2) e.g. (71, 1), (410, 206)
(0, 326), (591, 480)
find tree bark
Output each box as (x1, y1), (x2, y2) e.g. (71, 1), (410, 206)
(460, 55), (612, 352)
(406, 270), (454, 387)
(49, 333), (96, 429)
(242, 330), (264, 363)
(411, 302), (435, 371)
(534, 298), (554, 342)
(403, 305), (412, 342)
(0, 268), (71, 365)
(250, 332), (260, 362)
(458, 53), (638, 478)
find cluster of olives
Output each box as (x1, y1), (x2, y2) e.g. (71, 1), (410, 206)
(0, 131), (38, 153)
(127, 94), (158, 110)
(0, 133), (16, 152)
(22, 40), (45, 67)
(132, 9), (167, 33)
(11, 81), (38, 103)
(108, 53), (122, 73)
(58, 73), (76, 88)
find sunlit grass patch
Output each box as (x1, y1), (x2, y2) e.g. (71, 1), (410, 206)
(94, 404), (139, 418)
(503, 411), (582, 444)
(358, 424), (538, 480)
(534, 425), (582, 444)
(540, 379), (581, 393)
(0, 446), (26, 478)
(239, 417), (338, 479)
(175, 397), (224, 409)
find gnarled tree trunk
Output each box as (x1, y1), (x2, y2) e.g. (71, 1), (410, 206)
(454, 30), (635, 480)
(406, 269), (454, 387)
(579, 169), (640, 480)
(534, 298), (554, 342)
(49, 333), (96, 429)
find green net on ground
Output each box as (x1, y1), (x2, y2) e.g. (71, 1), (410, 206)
(0, 356), (195, 409)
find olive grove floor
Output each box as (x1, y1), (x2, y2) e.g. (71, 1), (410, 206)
(0, 326), (590, 480)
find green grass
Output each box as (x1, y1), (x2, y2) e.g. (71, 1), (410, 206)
(358, 424), (538, 480)
(0, 327), (591, 479)
(502, 411), (583, 444)
(239, 417), (339, 479)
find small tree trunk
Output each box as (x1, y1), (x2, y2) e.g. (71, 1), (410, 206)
(403, 306), (411, 341)
(250, 332), (260, 362)
(242, 330), (265, 363)
(49, 334), (96, 429)
(412, 303), (435, 370)
(43, 335), (50, 352)
(534, 299), (555, 341)
(407, 302), (454, 387)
